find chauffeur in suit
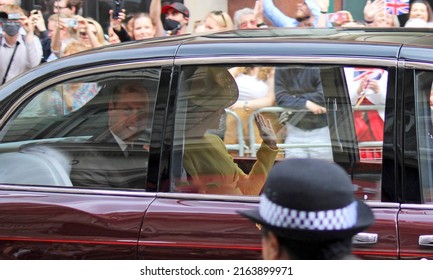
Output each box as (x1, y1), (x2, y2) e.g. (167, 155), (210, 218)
(69, 81), (151, 189)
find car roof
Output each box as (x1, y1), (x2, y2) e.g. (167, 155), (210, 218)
(202, 27), (433, 46)
(2, 27), (433, 101)
(85, 27), (433, 55)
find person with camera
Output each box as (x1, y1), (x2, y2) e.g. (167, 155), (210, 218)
(46, 12), (78, 61)
(76, 16), (108, 48)
(108, 0), (165, 43)
(109, 10), (159, 42)
(0, 4), (42, 85)
(29, 9), (51, 62)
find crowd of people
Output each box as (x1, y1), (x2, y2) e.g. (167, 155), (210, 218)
(1, 0), (433, 83)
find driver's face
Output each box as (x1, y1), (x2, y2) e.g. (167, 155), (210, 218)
(108, 89), (149, 141)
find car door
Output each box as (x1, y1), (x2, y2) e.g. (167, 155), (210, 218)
(138, 53), (400, 259)
(398, 56), (433, 260)
(0, 63), (167, 259)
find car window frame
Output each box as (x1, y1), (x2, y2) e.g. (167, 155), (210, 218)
(0, 60), (174, 194)
(164, 55), (398, 203)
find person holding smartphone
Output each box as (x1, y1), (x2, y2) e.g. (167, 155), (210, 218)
(29, 9), (51, 62)
(0, 4), (42, 84)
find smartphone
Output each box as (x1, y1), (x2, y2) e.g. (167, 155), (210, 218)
(65, 18), (78, 28)
(31, 4), (41, 15)
(112, 0), (123, 19)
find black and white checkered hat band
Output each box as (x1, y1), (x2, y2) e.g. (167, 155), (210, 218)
(259, 194), (358, 231)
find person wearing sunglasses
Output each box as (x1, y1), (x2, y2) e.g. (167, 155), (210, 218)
(204, 10), (234, 31)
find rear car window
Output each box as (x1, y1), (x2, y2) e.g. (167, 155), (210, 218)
(170, 64), (388, 200)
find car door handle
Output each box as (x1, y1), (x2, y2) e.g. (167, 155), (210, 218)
(352, 232), (378, 244)
(419, 235), (433, 246)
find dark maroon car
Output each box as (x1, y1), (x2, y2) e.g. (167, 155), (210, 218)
(1, 28), (433, 259)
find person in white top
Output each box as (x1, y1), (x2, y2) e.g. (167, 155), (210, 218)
(0, 4), (42, 85)
(225, 67), (277, 154)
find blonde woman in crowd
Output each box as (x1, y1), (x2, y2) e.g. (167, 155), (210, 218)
(77, 17), (109, 48)
(109, 10), (162, 42)
(48, 13), (78, 61)
(63, 40), (90, 56)
(204, 10), (234, 31)
(129, 13), (157, 40)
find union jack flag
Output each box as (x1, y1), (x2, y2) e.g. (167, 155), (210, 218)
(353, 68), (385, 81)
(385, 0), (410, 15)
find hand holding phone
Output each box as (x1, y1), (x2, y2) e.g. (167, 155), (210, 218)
(113, 0), (123, 19)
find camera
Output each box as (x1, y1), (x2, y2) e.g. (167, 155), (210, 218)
(0, 11), (7, 20)
(8, 13), (21, 20)
(113, 0), (123, 19)
(65, 18), (78, 28)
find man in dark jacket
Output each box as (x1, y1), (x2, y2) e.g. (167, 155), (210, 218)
(275, 66), (333, 160)
(69, 81), (151, 189)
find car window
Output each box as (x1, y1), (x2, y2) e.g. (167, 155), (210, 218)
(0, 68), (160, 190)
(18, 82), (101, 117)
(414, 70), (433, 203)
(170, 64), (388, 200)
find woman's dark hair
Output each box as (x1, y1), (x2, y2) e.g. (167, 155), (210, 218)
(410, 0), (433, 22)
